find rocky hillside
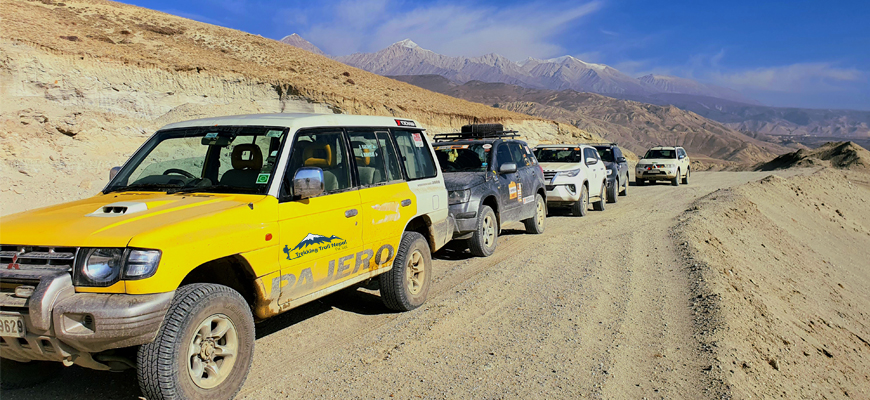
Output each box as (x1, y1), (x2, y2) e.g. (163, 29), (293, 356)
(756, 142), (870, 172)
(390, 75), (791, 164)
(0, 0), (596, 216)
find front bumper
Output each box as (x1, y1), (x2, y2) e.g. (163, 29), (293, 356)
(1, 269), (173, 369)
(636, 169), (677, 180)
(448, 202), (479, 235)
(544, 176), (583, 203)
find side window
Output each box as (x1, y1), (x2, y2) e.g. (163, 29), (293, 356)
(392, 129), (437, 180)
(584, 148), (599, 163)
(614, 147), (623, 159)
(508, 143), (532, 167)
(283, 129), (352, 196)
(496, 143), (513, 168)
(347, 128), (402, 186)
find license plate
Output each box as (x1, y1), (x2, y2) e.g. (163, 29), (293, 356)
(0, 314), (26, 338)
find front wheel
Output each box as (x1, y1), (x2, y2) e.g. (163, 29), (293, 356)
(606, 180), (618, 203)
(571, 184), (589, 217)
(468, 205), (498, 257)
(523, 193), (546, 234)
(380, 231), (432, 311)
(620, 174), (628, 196)
(672, 169), (680, 186)
(137, 284), (255, 400)
(682, 168), (690, 185)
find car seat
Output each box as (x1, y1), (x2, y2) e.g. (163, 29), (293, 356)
(302, 143), (340, 192)
(351, 141), (383, 185)
(220, 144), (263, 187)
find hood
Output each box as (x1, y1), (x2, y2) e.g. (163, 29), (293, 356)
(539, 162), (581, 172)
(442, 172), (487, 191)
(1, 192), (269, 248)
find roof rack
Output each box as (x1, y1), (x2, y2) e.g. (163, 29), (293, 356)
(433, 123), (520, 142)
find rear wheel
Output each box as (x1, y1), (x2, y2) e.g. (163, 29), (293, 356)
(672, 169), (680, 186)
(606, 180), (618, 203)
(468, 205), (498, 257)
(380, 231), (432, 311)
(593, 182), (606, 211)
(137, 284), (255, 400)
(0, 358), (62, 390)
(571, 185), (589, 217)
(523, 193), (546, 234)
(682, 168), (690, 185)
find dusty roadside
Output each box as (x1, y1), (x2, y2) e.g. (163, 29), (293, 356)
(2, 170), (819, 400)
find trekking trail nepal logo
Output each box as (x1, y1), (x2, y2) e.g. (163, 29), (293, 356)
(283, 233), (348, 260)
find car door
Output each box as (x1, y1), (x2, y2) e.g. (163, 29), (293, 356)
(584, 147), (606, 197)
(678, 148), (689, 174)
(276, 128), (363, 305)
(508, 142), (536, 217)
(614, 146), (629, 183)
(494, 142), (521, 221)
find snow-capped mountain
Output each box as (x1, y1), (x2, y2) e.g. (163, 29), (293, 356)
(638, 74), (759, 105)
(279, 33), (326, 56)
(291, 233), (343, 251)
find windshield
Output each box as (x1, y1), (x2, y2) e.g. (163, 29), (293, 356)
(643, 149), (677, 159)
(433, 144), (492, 172)
(595, 147), (615, 162)
(105, 126), (288, 195)
(534, 147), (583, 163)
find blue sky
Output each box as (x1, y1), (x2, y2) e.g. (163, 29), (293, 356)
(121, 0), (869, 110)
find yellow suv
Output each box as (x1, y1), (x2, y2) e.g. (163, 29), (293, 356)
(0, 114), (452, 399)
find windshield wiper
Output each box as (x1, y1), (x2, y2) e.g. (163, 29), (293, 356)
(104, 183), (183, 194)
(168, 184), (259, 195)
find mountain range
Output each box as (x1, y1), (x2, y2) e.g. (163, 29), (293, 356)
(283, 36), (870, 142)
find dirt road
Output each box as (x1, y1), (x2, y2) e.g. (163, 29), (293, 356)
(2, 171), (805, 399)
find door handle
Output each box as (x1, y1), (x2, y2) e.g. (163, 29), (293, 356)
(401, 199), (412, 207)
(345, 209), (358, 218)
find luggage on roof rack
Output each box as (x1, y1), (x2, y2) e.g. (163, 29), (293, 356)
(433, 123), (519, 142)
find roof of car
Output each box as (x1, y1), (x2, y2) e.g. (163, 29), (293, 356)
(159, 113), (423, 131)
(648, 146), (683, 150)
(534, 144), (595, 149)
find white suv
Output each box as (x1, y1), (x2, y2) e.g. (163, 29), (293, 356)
(635, 146), (690, 186)
(533, 145), (608, 216)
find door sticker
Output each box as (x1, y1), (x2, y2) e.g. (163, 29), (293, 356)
(516, 183), (523, 201)
(411, 133), (424, 147)
(371, 202), (402, 225)
(523, 195), (535, 204)
(283, 233), (348, 260)
(509, 181), (517, 199)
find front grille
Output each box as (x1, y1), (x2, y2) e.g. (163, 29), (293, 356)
(543, 171), (557, 182)
(0, 245), (78, 272)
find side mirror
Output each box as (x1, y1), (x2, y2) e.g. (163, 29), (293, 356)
(617, 157), (626, 163)
(109, 166), (121, 181)
(499, 162), (518, 174)
(293, 167), (324, 199)
(679, 155), (685, 160)
(585, 157), (598, 166)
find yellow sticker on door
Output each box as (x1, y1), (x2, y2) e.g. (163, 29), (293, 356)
(516, 183), (523, 201)
(509, 181), (517, 199)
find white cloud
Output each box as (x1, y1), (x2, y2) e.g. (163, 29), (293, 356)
(282, 0), (602, 60)
(708, 63), (865, 93)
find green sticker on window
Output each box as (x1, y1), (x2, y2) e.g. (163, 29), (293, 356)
(256, 173), (270, 184)
(266, 130), (283, 138)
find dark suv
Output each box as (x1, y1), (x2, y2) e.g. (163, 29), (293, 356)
(592, 143), (629, 203)
(433, 124), (547, 257)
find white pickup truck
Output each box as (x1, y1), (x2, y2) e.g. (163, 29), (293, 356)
(533, 145), (608, 216)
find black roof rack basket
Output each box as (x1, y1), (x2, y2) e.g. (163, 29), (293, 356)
(434, 123), (519, 142)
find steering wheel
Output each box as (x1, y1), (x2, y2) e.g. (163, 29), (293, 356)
(162, 168), (196, 179)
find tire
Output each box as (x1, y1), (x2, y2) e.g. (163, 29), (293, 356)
(523, 193), (546, 234)
(636, 178), (645, 186)
(0, 358), (62, 390)
(593, 182), (606, 211)
(571, 184), (588, 217)
(379, 231), (432, 311)
(137, 284), (255, 400)
(672, 169), (680, 186)
(620, 174), (628, 196)
(468, 205), (498, 257)
(682, 168), (690, 185)
(606, 180), (618, 203)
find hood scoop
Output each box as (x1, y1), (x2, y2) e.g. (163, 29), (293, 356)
(87, 201), (149, 217)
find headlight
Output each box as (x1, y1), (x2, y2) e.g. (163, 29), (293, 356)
(79, 248), (124, 286)
(557, 169), (582, 178)
(448, 189), (471, 205)
(125, 249), (162, 279)
(75, 248), (162, 287)
(606, 169), (613, 176)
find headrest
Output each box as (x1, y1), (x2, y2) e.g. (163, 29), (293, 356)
(303, 144), (333, 168)
(231, 144), (263, 170)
